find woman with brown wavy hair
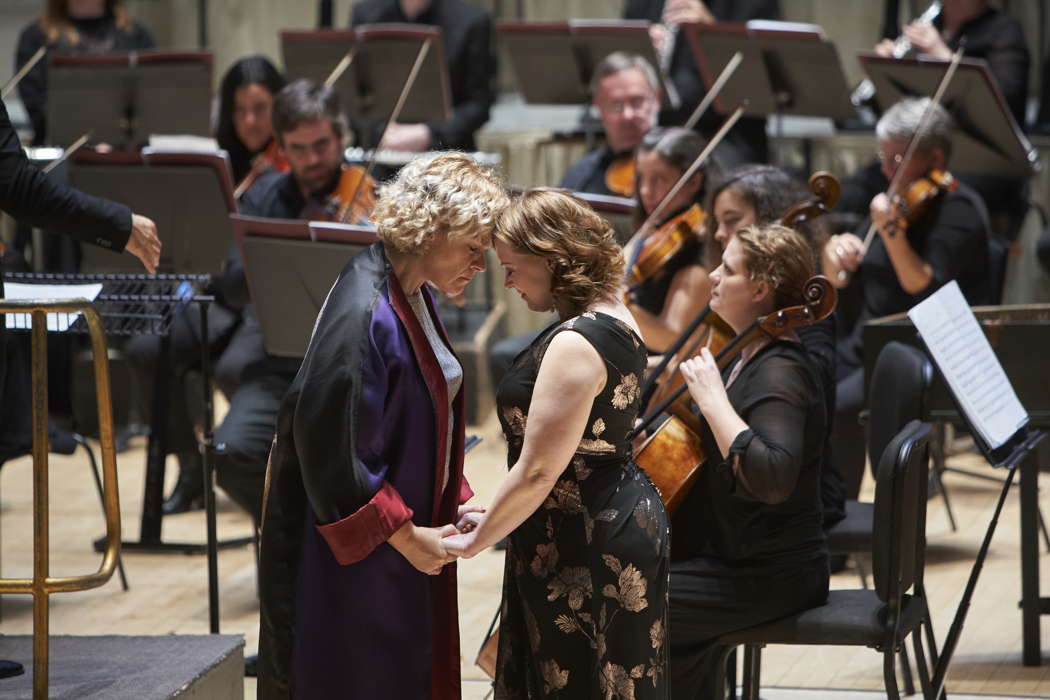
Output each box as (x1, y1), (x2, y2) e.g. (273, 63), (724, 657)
(16, 0), (154, 145)
(443, 189), (670, 698)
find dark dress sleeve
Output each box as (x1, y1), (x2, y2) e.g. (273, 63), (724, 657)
(723, 352), (817, 504)
(0, 100), (130, 250)
(911, 192), (987, 301)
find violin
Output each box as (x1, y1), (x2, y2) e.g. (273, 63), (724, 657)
(233, 140), (290, 199)
(625, 204), (705, 290)
(885, 169), (957, 232)
(299, 164), (377, 225)
(632, 276), (837, 514)
(605, 154), (635, 197)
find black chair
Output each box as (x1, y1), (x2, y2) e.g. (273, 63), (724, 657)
(717, 420), (938, 700)
(830, 341), (956, 591)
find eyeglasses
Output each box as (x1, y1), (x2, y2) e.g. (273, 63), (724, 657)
(876, 150), (904, 168)
(599, 96), (656, 116)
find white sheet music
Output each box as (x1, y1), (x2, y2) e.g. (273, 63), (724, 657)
(907, 281), (1028, 450)
(2, 283), (103, 332)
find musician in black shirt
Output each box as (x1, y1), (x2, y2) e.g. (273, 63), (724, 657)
(349, 0), (494, 152)
(824, 97), (990, 497)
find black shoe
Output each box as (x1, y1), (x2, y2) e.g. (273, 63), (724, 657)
(245, 653), (258, 678)
(162, 451), (204, 515)
(0, 660), (24, 679)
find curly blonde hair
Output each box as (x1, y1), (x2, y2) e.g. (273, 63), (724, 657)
(734, 224), (815, 311)
(495, 189), (625, 319)
(372, 152), (508, 254)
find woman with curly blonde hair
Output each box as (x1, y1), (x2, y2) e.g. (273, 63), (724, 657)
(258, 152), (508, 700)
(443, 189), (670, 699)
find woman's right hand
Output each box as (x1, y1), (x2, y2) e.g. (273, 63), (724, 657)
(389, 522), (459, 575)
(822, 233), (865, 288)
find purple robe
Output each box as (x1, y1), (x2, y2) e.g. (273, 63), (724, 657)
(258, 242), (471, 700)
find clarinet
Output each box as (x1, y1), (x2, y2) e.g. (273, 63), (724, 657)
(850, 1), (942, 107)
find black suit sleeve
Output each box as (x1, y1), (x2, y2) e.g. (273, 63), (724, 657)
(425, 11), (494, 150)
(0, 101), (131, 251)
(15, 24), (48, 146)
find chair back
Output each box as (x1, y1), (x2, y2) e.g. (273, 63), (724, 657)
(872, 420), (932, 604)
(867, 341), (932, 480)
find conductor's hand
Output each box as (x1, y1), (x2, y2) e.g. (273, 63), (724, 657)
(663, 0), (715, 25)
(125, 213), (161, 274)
(455, 504), (486, 533)
(389, 522), (459, 575)
(441, 529), (480, 559)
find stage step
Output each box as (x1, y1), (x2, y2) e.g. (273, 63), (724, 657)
(0, 634), (243, 699)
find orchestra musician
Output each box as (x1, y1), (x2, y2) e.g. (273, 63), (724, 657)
(257, 153), (507, 699)
(560, 51), (661, 198)
(824, 97), (991, 498)
(349, 0), (495, 153)
(669, 223), (828, 698)
(15, 0), (155, 146)
(623, 0), (780, 166)
(624, 126), (721, 352)
(215, 55), (288, 190)
(706, 165), (846, 530)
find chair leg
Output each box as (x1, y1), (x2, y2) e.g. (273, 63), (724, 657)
(898, 644), (916, 696)
(883, 646), (901, 700)
(716, 646), (738, 700)
(1037, 507), (1050, 553)
(854, 555), (870, 589)
(743, 645), (762, 700)
(75, 436), (129, 592)
(929, 464), (958, 532)
(909, 628), (934, 700)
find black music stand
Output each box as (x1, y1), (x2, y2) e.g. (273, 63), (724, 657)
(857, 54), (1039, 178)
(69, 150), (240, 634)
(681, 21), (856, 123)
(47, 51), (212, 150)
(495, 20), (678, 111)
(280, 25), (451, 147)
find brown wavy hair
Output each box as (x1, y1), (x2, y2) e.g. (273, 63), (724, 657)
(41, 1), (132, 45)
(734, 224), (815, 311)
(495, 189), (624, 319)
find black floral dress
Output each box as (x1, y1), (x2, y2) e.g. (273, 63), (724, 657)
(495, 312), (671, 699)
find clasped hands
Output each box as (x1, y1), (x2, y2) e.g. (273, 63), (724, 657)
(391, 504), (486, 576)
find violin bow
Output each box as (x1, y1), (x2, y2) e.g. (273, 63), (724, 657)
(343, 37), (432, 222)
(41, 131), (91, 174)
(1, 46), (46, 100)
(683, 51), (743, 131)
(859, 44), (964, 253)
(323, 47), (358, 89)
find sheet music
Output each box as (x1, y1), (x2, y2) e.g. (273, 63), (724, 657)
(2, 283), (103, 332)
(907, 281), (1028, 449)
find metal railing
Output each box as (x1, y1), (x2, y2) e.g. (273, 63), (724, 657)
(0, 298), (121, 699)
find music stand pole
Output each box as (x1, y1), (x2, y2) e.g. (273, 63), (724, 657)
(198, 295), (221, 634)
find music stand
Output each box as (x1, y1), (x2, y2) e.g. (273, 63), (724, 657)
(47, 51), (212, 150)
(281, 25), (451, 141)
(857, 53), (1039, 178)
(495, 20), (679, 110)
(681, 21), (856, 123)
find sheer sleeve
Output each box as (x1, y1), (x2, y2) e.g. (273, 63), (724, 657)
(724, 353), (819, 504)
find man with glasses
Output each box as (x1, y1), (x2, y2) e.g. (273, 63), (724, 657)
(823, 97), (991, 498)
(560, 52), (661, 197)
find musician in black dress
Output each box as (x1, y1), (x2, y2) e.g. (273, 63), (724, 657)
(443, 190), (670, 699)
(349, 0), (495, 152)
(824, 98), (990, 497)
(671, 223), (828, 698)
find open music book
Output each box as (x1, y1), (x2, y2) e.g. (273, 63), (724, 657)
(2, 282), (103, 331)
(907, 280), (1028, 450)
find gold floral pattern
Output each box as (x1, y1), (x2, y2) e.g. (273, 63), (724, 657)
(592, 417), (606, 437)
(502, 406), (527, 437)
(611, 373), (639, 410)
(541, 659), (570, 693)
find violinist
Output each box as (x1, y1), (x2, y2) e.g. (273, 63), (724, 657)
(669, 224), (828, 698)
(625, 126), (721, 352)
(215, 56), (287, 192)
(708, 164), (846, 529)
(560, 51), (661, 197)
(824, 97), (990, 496)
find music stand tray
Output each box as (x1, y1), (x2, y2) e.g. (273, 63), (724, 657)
(281, 25), (452, 126)
(231, 215), (379, 359)
(47, 51), (212, 150)
(858, 53), (1039, 178)
(681, 20), (856, 122)
(496, 20), (678, 110)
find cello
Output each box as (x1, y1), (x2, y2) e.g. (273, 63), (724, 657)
(631, 276), (837, 514)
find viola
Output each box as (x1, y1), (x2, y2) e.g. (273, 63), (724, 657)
(233, 140), (290, 199)
(299, 164), (377, 225)
(632, 276), (837, 514)
(625, 203), (705, 291)
(604, 154), (635, 197)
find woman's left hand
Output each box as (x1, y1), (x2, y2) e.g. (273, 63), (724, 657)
(442, 530), (479, 559)
(455, 504), (486, 533)
(679, 347), (728, 415)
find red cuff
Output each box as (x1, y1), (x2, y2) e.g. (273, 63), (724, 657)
(315, 482), (413, 565)
(458, 476), (474, 505)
